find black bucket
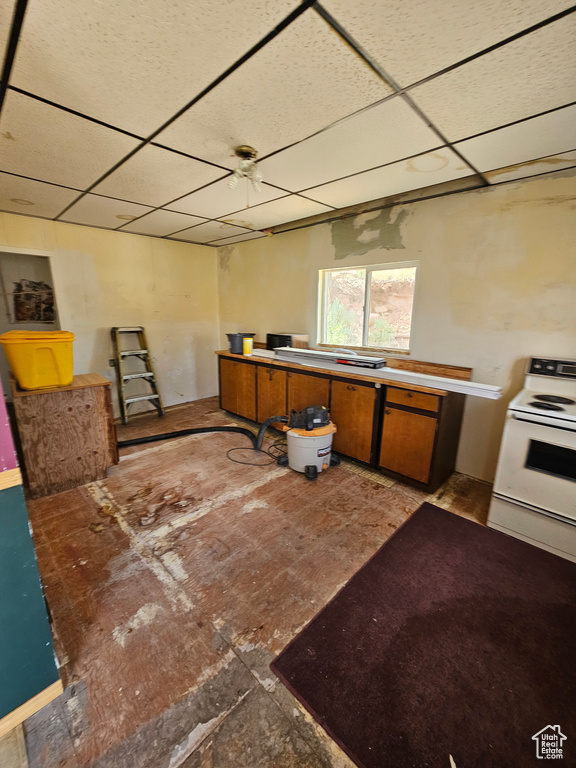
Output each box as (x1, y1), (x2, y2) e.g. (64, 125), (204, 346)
(227, 333), (255, 354)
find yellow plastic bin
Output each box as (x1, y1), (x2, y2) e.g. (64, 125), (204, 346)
(0, 330), (74, 390)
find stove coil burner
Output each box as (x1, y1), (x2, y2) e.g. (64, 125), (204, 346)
(533, 394), (576, 405)
(529, 401), (565, 411)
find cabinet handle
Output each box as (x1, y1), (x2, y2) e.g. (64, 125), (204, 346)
(347, 385), (356, 391)
(407, 392), (413, 398)
(385, 409), (391, 415)
(269, 370), (273, 382)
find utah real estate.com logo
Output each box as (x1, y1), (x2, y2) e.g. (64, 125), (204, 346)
(532, 725), (567, 760)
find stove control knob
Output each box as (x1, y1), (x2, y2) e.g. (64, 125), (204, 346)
(546, 364), (555, 371)
(533, 363), (542, 369)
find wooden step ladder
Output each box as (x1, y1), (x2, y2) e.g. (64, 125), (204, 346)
(111, 327), (165, 424)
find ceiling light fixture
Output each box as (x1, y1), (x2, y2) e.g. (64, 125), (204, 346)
(228, 146), (262, 194)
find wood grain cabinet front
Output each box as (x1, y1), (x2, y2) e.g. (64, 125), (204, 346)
(379, 406), (438, 484)
(330, 380), (377, 463)
(286, 371), (330, 414)
(219, 358), (256, 420)
(257, 367), (287, 422)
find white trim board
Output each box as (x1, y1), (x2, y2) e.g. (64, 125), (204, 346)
(274, 353), (502, 400)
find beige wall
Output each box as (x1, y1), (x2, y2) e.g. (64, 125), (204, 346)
(218, 169), (576, 481)
(0, 214), (219, 414)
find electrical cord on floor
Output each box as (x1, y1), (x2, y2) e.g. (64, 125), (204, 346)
(227, 437), (288, 466)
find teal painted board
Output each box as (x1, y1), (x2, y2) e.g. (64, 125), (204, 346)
(0, 484), (60, 717)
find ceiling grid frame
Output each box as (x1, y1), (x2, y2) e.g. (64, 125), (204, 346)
(0, 1), (573, 244)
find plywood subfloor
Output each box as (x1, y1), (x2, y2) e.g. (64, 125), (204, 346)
(24, 397), (492, 768)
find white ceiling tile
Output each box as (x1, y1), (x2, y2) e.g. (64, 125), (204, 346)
(410, 16), (576, 141)
(10, 0), (301, 136)
(209, 231), (268, 246)
(168, 178), (288, 219)
(305, 149), (475, 209)
(92, 145), (226, 207)
(0, 173), (79, 218)
(484, 151), (576, 184)
(221, 196), (333, 230)
(259, 97), (442, 191)
(171, 221), (254, 243)
(0, 1), (17, 65)
(122, 209), (207, 236)
(61, 194), (154, 229)
(0, 91), (140, 188)
(321, 0), (574, 86)
(155, 12), (390, 167)
(455, 105), (576, 172)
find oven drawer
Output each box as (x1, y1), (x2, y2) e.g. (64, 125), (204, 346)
(488, 494), (576, 563)
(493, 413), (576, 521)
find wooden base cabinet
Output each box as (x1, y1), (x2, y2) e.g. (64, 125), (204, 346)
(220, 358), (256, 421)
(379, 386), (464, 489)
(257, 366), (287, 422)
(287, 371), (330, 414)
(331, 380), (378, 464)
(217, 352), (466, 491)
(379, 408), (437, 483)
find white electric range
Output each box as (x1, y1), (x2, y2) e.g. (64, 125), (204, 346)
(488, 357), (576, 562)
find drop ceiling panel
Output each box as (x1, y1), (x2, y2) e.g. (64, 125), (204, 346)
(155, 12), (390, 168)
(455, 105), (576, 172)
(168, 178), (287, 219)
(222, 195), (333, 230)
(61, 195), (154, 229)
(0, 0), (17, 65)
(321, 0), (574, 86)
(410, 16), (576, 141)
(259, 96), (443, 191)
(0, 91), (140, 189)
(92, 145), (226, 207)
(209, 231), (267, 246)
(305, 149), (474, 209)
(122, 209), (207, 236)
(10, 0), (301, 136)
(172, 221), (254, 243)
(484, 150), (576, 184)
(0, 174), (79, 218)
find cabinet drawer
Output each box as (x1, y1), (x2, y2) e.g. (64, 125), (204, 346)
(386, 387), (439, 412)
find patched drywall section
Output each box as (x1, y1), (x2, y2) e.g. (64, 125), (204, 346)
(217, 169), (576, 481)
(0, 213), (219, 414)
(331, 208), (410, 259)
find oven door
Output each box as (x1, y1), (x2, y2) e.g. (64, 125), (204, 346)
(493, 411), (576, 521)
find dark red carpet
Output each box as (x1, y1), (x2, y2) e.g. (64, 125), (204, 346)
(271, 503), (576, 768)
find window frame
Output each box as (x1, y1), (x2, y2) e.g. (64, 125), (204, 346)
(317, 260), (419, 354)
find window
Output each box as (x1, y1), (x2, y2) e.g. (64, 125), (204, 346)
(318, 262), (418, 352)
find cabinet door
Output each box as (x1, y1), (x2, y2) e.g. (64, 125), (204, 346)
(257, 367), (287, 422)
(379, 407), (437, 483)
(220, 359), (256, 420)
(330, 380), (376, 463)
(287, 371), (330, 414)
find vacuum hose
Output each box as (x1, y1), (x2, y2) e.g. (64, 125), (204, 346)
(117, 425), (258, 449)
(255, 415), (288, 451)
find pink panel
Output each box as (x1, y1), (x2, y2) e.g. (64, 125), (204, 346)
(0, 380), (18, 472)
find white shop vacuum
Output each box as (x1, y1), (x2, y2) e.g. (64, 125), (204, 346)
(255, 405), (338, 480)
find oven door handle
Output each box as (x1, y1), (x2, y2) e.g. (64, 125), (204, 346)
(511, 413), (576, 433)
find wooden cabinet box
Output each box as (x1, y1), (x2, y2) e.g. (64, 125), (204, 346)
(11, 374), (118, 499)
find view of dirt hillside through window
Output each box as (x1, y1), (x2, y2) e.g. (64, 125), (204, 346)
(324, 266), (416, 350)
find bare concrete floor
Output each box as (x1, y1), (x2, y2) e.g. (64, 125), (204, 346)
(22, 397), (492, 768)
